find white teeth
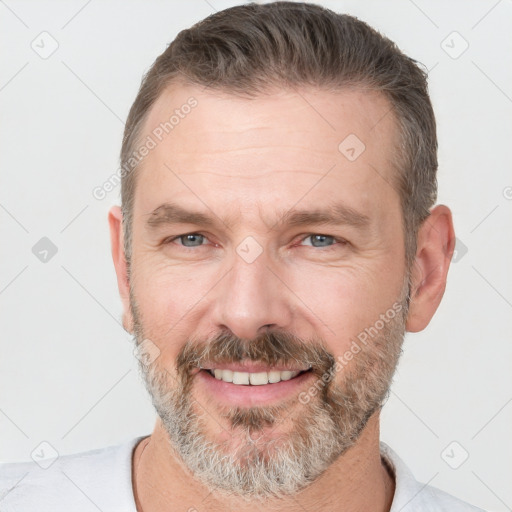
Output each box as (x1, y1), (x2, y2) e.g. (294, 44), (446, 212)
(210, 369), (301, 385)
(214, 368), (233, 382)
(232, 371), (250, 385)
(268, 370), (281, 383)
(249, 372), (268, 386)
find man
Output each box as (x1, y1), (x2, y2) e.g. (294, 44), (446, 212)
(0, 2), (485, 511)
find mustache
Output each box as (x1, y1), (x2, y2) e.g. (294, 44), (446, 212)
(176, 330), (335, 379)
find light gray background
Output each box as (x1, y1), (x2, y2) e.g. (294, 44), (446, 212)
(1, 1), (511, 510)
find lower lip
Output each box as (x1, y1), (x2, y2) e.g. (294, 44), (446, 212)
(196, 369), (315, 407)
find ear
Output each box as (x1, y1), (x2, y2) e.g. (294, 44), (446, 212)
(108, 206), (134, 334)
(406, 205), (456, 333)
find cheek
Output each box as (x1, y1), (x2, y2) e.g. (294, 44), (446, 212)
(130, 261), (215, 341)
(290, 264), (404, 354)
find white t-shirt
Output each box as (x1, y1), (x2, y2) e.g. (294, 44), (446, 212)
(0, 437), (485, 511)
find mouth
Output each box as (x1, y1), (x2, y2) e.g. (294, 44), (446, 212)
(205, 368), (310, 385)
(195, 364), (315, 407)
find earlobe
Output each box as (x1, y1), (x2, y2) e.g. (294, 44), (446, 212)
(405, 205), (456, 333)
(108, 206), (134, 334)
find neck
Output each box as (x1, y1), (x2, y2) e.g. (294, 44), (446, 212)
(132, 412), (395, 512)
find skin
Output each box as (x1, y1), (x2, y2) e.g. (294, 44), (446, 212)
(109, 84), (455, 511)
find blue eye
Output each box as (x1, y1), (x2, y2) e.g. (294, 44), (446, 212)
(164, 233), (345, 251)
(175, 233), (207, 247)
(301, 234), (337, 248)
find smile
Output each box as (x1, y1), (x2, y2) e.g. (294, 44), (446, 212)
(207, 368), (306, 385)
(196, 364), (314, 406)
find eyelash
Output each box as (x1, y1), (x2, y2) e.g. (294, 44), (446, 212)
(163, 233), (348, 250)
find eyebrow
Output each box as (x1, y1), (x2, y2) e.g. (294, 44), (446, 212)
(145, 202), (370, 232)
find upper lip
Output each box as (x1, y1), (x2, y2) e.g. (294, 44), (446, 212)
(199, 362), (311, 373)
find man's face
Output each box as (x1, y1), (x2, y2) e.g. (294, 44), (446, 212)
(127, 84), (409, 496)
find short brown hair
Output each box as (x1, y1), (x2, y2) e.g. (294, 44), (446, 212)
(120, 1), (437, 266)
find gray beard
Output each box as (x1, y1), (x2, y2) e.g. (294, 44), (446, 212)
(131, 285), (408, 499)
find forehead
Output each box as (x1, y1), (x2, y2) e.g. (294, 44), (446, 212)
(142, 82), (398, 156)
(134, 83), (401, 226)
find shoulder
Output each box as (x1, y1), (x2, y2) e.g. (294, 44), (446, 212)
(0, 436), (145, 512)
(380, 442), (486, 512)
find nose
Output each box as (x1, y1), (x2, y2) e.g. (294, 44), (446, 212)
(211, 249), (293, 341)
